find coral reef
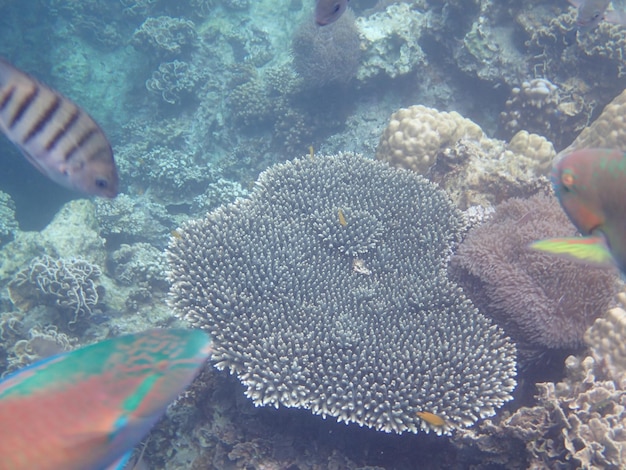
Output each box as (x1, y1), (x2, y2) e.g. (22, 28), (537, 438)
(131, 16), (197, 59)
(562, 87), (626, 154)
(0, 200), (107, 283)
(94, 194), (172, 246)
(453, 292), (626, 468)
(291, 10), (361, 87)
(168, 153), (516, 435)
(0, 190), (17, 244)
(2, 324), (75, 375)
(376, 105), (485, 174)
(376, 105), (555, 208)
(146, 60), (203, 105)
(8, 255), (103, 329)
(498, 78), (587, 149)
(451, 192), (618, 354)
(355, 2), (428, 81)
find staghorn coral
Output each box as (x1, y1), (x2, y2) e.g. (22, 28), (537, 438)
(168, 153), (516, 435)
(376, 105), (485, 174)
(8, 255), (103, 329)
(451, 192), (618, 355)
(291, 10), (361, 87)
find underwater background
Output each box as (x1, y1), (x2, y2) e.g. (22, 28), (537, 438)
(2, 0), (626, 468)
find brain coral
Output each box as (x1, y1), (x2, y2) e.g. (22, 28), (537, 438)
(452, 193), (617, 354)
(376, 105), (485, 174)
(562, 87), (626, 154)
(168, 153), (516, 435)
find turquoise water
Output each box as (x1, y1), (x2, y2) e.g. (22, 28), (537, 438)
(0, 1), (625, 468)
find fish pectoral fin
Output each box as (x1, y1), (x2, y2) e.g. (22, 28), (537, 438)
(530, 236), (615, 266)
(105, 451), (132, 470)
(567, 0), (582, 6)
(604, 9), (626, 25)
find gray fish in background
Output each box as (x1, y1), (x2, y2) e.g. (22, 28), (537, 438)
(315, 0), (350, 26)
(0, 58), (118, 197)
(569, 0), (626, 30)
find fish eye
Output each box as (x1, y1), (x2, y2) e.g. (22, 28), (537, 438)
(333, 3), (341, 13)
(95, 177), (109, 189)
(560, 170), (575, 190)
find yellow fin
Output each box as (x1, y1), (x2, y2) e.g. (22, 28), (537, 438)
(530, 236), (614, 266)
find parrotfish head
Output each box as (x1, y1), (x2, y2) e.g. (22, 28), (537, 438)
(552, 149), (605, 235)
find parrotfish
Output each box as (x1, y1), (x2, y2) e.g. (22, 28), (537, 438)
(315, 0), (350, 26)
(0, 57), (118, 197)
(531, 148), (626, 276)
(568, 0), (626, 30)
(0, 328), (211, 470)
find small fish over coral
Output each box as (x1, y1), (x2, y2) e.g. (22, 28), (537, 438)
(568, 0), (626, 30)
(0, 57), (118, 197)
(0, 328), (211, 470)
(315, 0), (350, 25)
(531, 148), (626, 276)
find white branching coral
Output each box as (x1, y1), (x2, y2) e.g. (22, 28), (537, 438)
(167, 153), (516, 435)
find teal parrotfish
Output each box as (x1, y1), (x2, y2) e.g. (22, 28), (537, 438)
(568, 0), (626, 30)
(531, 148), (626, 276)
(0, 57), (118, 197)
(315, 0), (350, 25)
(0, 328), (211, 470)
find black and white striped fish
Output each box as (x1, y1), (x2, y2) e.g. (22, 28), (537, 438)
(0, 58), (118, 197)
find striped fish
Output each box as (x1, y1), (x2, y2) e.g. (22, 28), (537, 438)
(0, 58), (118, 197)
(0, 328), (211, 470)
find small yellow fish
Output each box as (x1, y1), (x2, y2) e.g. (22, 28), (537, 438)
(308, 146), (315, 161)
(338, 208), (347, 227)
(171, 229), (183, 240)
(416, 411), (445, 427)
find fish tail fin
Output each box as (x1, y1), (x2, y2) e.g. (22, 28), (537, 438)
(529, 235), (615, 267)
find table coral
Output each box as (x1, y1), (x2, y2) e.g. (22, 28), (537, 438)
(168, 152), (516, 435)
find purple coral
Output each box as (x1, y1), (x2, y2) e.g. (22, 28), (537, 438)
(451, 193), (618, 353)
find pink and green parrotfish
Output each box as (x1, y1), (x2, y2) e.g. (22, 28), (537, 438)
(315, 0), (350, 25)
(568, 0), (626, 30)
(531, 148), (626, 276)
(0, 328), (211, 470)
(0, 57), (118, 197)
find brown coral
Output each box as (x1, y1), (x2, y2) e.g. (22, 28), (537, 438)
(376, 105), (485, 174)
(452, 192), (618, 353)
